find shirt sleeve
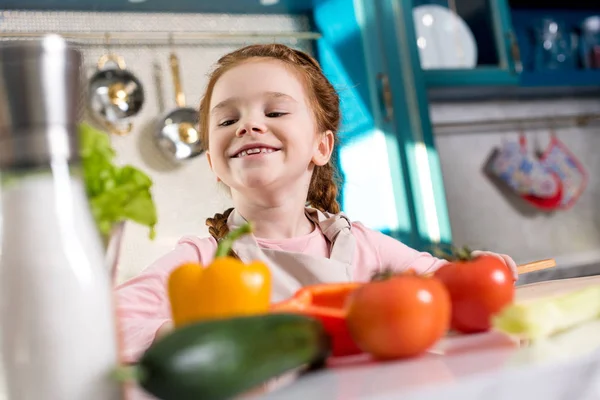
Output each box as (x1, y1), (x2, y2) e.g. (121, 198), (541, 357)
(352, 222), (448, 277)
(114, 237), (215, 363)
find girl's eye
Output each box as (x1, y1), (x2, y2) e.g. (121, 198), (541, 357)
(219, 119), (236, 127)
(266, 112), (287, 118)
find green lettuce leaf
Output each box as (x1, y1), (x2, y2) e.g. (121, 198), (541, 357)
(79, 123), (157, 240)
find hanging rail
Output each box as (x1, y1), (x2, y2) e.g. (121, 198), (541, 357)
(433, 112), (600, 136)
(0, 30), (322, 45)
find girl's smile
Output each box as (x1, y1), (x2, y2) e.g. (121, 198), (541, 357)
(230, 143), (282, 159)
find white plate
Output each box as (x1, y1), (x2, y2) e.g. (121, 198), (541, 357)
(413, 4), (478, 70)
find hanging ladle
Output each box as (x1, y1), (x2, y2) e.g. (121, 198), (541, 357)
(155, 50), (202, 162)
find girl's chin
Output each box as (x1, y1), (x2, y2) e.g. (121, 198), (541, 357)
(235, 174), (280, 190)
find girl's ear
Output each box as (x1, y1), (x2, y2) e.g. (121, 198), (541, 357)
(206, 151), (221, 182)
(312, 130), (334, 166)
(206, 151), (213, 170)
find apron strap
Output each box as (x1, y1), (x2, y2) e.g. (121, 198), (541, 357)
(225, 207), (356, 295)
(225, 207), (356, 269)
(304, 207), (356, 268)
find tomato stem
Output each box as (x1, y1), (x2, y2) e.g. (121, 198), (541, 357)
(215, 222), (253, 258)
(370, 268), (420, 282)
(433, 245), (474, 262)
(370, 268), (396, 281)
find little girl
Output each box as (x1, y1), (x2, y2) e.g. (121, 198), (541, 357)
(115, 43), (517, 362)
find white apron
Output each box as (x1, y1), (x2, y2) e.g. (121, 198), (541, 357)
(227, 207), (357, 302)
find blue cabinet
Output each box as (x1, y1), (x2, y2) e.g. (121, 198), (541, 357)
(403, 0), (600, 90)
(313, 0), (452, 249)
(510, 2), (600, 88)
(412, 0), (521, 87)
(366, 0), (452, 248)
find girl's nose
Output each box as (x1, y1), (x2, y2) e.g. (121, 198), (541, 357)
(236, 120), (267, 137)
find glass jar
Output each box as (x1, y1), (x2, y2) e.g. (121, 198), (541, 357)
(0, 36), (122, 400)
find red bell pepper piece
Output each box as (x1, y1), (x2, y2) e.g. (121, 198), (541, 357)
(271, 282), (363, 357)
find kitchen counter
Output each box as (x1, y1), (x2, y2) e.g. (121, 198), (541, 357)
(123, 275), (600, 400)
(3, 273), (599, 399)
(257, 275), (600, 400)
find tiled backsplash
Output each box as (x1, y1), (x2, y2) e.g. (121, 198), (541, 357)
(432, 97), (600, 266)
(0, 10), (313, 284)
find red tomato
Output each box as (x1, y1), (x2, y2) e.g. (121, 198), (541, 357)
(433, 254), (514, 334)
(345, 273), (451, 360)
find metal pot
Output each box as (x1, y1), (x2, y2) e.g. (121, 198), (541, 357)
(88, 53), (145, 136)
(155, 52), (202, 162)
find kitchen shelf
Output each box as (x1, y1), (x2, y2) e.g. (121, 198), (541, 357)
(510, 7), (600, 87)
(424, 69), (600, 89)
(0, 0), (320, 14)
(419, 2), (600, 98)
(432, 112), (600, 136)
(519, 70), (600, 87)
(423, 69), (520, 87)
(427, 84), (600, 102)
(0, 30), (322, 46)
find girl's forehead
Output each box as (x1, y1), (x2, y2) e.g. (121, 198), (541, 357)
(211, 59), (308, 105)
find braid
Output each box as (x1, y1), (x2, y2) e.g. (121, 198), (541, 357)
(308, 163), (340, 214)
(205, 207), (242, 260)
(206, 207), (234, 241)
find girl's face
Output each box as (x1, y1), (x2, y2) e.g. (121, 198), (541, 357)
(206, 59), (333, 199)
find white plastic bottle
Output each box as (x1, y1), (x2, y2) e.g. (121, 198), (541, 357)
(0, 36), (122, 400)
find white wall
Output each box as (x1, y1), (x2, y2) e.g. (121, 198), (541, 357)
(432, 97), (600, 267)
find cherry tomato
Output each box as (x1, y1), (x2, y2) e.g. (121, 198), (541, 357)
(433, 254), (514, 334)
(345, 273), (451, 360)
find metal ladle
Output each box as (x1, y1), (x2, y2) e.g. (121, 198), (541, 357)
(155, 52), (202, 162)
(88, 53), (145, 136)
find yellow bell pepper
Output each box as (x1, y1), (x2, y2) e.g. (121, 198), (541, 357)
(167, 222), (272, 328)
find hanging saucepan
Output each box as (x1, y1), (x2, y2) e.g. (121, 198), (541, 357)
(88, 53), (145, 136)
(155, 52), (202, 162)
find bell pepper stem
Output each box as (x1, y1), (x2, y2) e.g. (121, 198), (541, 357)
(215, 222), (253, 258)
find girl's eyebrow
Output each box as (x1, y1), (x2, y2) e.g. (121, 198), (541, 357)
(211, 97), (239, 114)
(264, 91), (297, 103)
(211, 91), (297, 114)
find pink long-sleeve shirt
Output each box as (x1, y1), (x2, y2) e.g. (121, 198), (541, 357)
(115, 221), (446, 362)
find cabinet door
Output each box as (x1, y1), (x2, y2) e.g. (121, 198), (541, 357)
(409, 0), (521, 87)
(369, 0), (453, 250)
(314, 0), (451, 249)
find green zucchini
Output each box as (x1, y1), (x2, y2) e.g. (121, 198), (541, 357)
(117, 313), (331, 400)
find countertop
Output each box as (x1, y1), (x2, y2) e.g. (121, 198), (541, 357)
(2, 275), (599, 399)
(121, 275), (600, 399)
(257, 275), (600, 400)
